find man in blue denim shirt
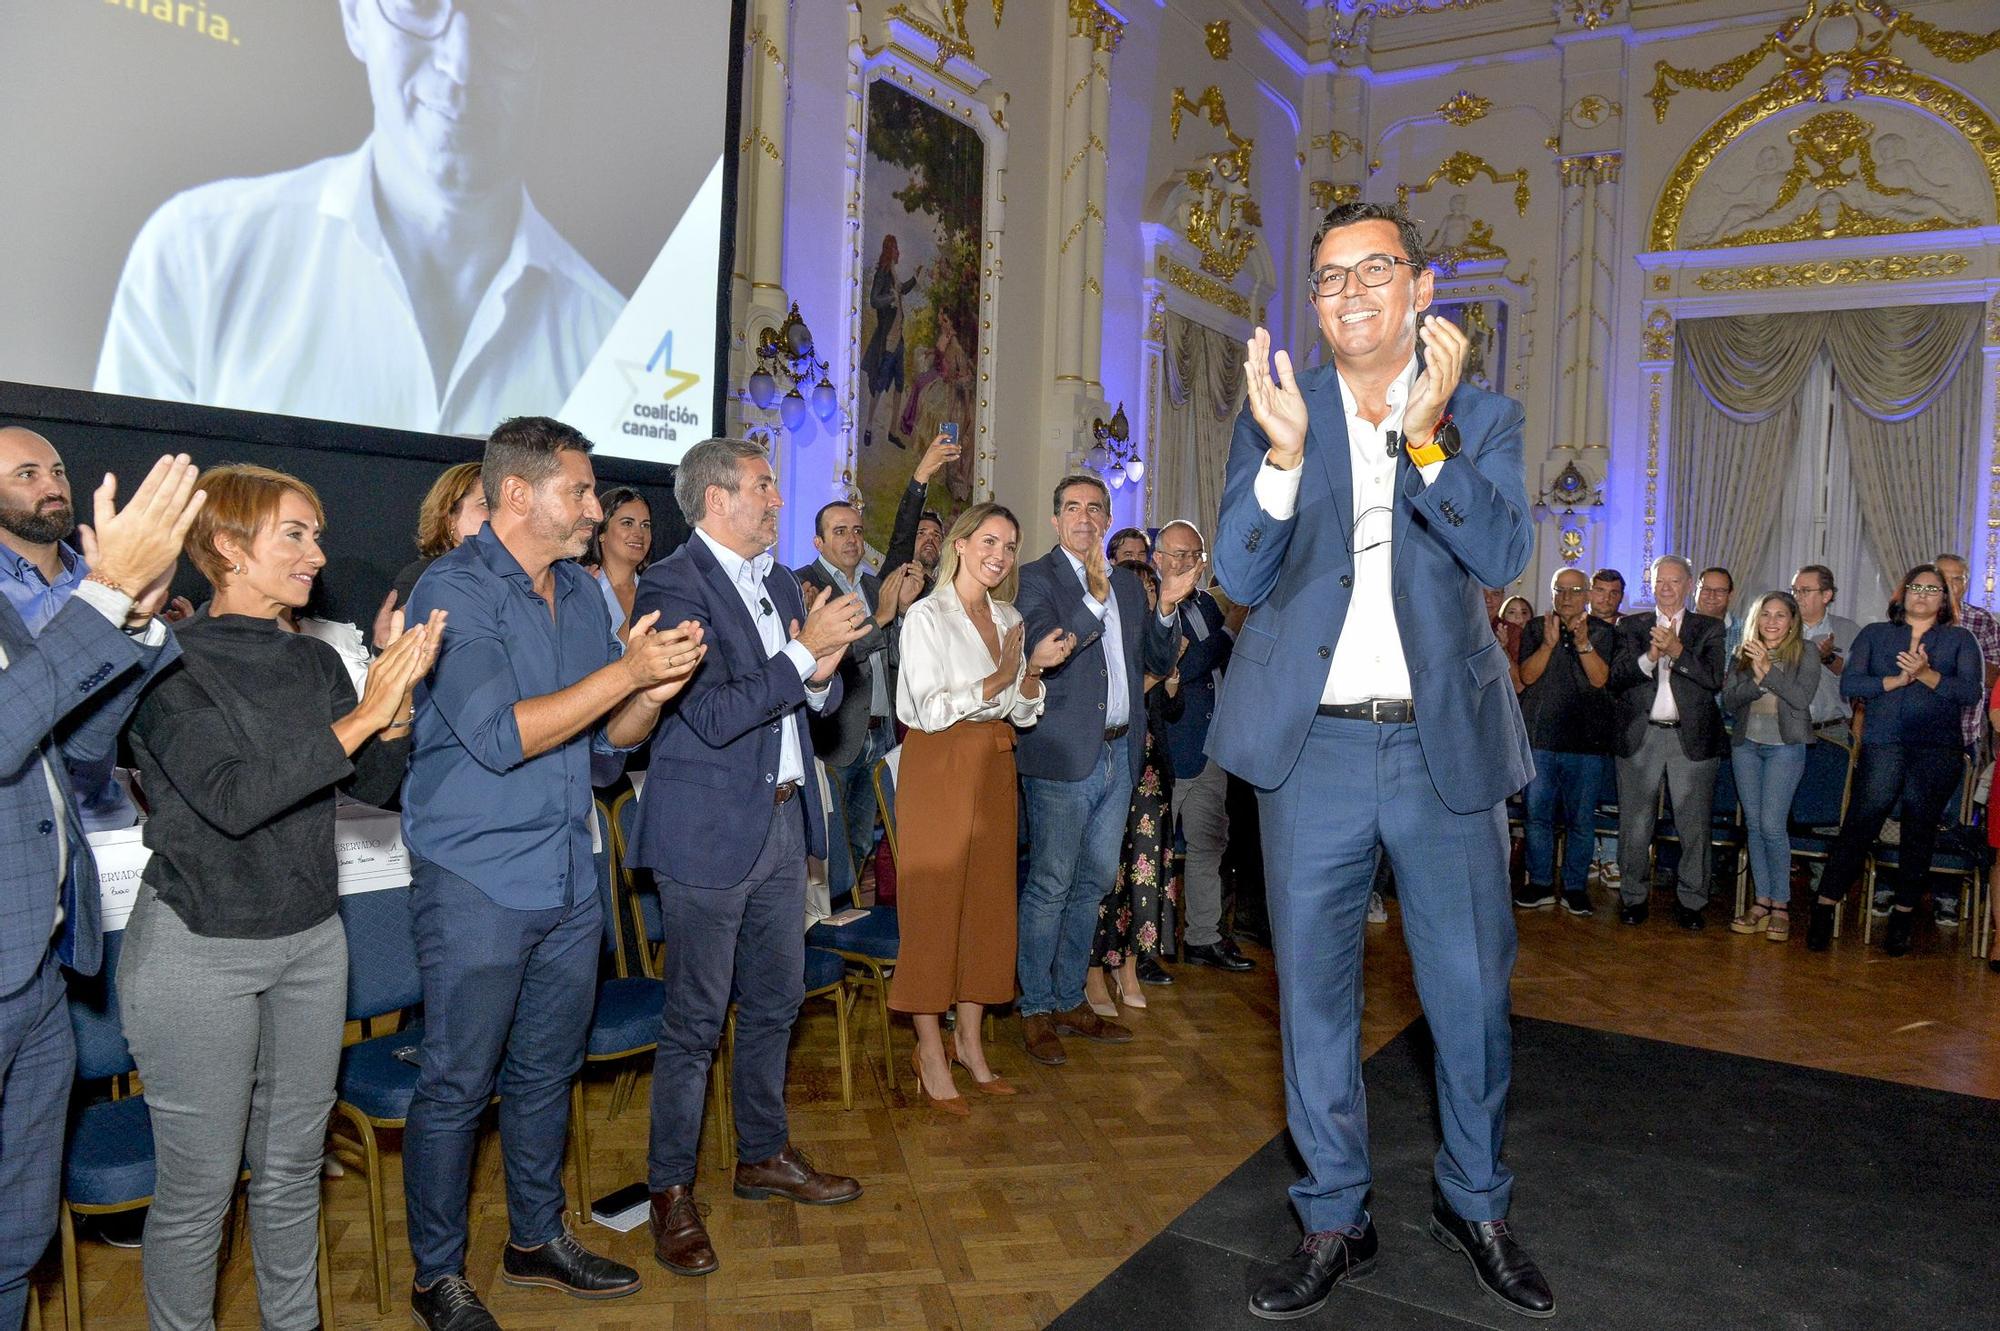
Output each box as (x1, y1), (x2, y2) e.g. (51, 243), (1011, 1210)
(401, 417), (705, 1331)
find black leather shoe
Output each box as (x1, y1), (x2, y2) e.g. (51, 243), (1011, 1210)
(1136, 955), (1174, 986)
(411, 1276), (502, 1331)
(1618, 901), (1649, 926)
(1883, 907), (1915, 957)
(1248, 1222), (1378, 1321)
(1512, 883), (1555, 910)
(1673, 903), (1706, 931)
(1429, 1185), (1554, 1319)
(502, 1230), (641, 1299)
(1184, 941), (1254, 972)
(1805, 900), (1836, 952)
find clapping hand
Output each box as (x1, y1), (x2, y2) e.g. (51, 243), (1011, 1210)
(1404, 316), (1468, 446)
(1029, 627), (1075, 671)
(359, 607), (447, 732)
(1158, 552), (1204, 616)
(794, 584), (872, 682)
(621, 610), (707, 703)
(996, 622), (1026, 680)
(1648, 622), (1681, 661)
(1243, 327), (1308, 468)
(892, 561), (924, 610)
(1894, 643), (1929, 687)
(75, 454), (208, 629)
(1744, 638), (1771, 681)
(1081, 540), (1110, 604)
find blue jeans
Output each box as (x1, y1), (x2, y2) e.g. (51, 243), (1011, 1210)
(833, 724), (893, 878)
(1732, 741), (1808, 906)
(402, 864), (601, 1287)
(1523, 749), (1602, 896)
(1020, 740), (1132, 1016)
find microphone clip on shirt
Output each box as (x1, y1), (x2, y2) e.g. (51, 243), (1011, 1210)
(760, 596), (774, 617)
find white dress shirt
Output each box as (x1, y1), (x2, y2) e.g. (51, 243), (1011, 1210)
(1636, 607), (1684, 722)
(896, 580), (1046, 734)
(1059, 548), (1131, 729)
(95, 138), (623, 437)
(815, 557), (891, 719)
(1252, 356), (1444, 704)
(694, 529), (830, 786)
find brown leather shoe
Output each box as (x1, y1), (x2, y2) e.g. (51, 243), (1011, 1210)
(1053, 1003), (1134, 1043)
(733, 1144), (862, 1205)
(1021, 1012), (1067, 1065)
(648, 1185), (717, 1276)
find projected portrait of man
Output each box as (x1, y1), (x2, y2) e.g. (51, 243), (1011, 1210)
(94, 0), (622, 437)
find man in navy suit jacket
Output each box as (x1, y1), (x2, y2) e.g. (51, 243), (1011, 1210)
(627, 438), (871, 1279)
(1150, 520), (1248, 977)
(1208, 204), (1552, 1321)
(1013, 476), (1194, 1066)
(0, 447), (197, 1331)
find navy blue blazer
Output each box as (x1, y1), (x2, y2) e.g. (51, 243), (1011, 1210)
(1206, 364), (1534, 814)
(626, 534), (843, 889)
(0, 593), (177, 992)
(1014, 547), (1180, 783)
(1164, 590), (1231, 781)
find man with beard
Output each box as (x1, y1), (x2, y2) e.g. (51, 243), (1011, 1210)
(0, 427), (147, 831)
(2, 441), (201, 1331)
(399, 416), (705, 1330)
(882, 433), (960, 595)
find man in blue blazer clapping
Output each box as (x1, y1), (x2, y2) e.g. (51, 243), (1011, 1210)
(1014, 477), (1195, 1066)
(1207, 204), (1553, 1321)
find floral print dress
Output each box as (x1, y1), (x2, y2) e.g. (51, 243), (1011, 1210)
(1094, 682), (1180, 966)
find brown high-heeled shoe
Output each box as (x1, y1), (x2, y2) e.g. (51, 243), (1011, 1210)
(910, 1048), (969, 1115)
(947, 1033), (1018, 1096)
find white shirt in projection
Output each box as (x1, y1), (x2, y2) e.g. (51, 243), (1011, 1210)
(94, 138), (623, 437)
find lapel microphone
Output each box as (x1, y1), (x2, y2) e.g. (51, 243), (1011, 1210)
(759, 596), (774, 617)
(1384, 429), (1403, 459)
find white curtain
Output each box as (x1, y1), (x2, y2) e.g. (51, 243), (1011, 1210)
(1156, 311), (1244, 544)
(1673, 304), (1980, 620)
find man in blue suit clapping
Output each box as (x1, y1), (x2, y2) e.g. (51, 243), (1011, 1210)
(1208, 203), (1553, 1321)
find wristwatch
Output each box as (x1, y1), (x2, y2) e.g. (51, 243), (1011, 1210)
(1403, 415), (1461, 467)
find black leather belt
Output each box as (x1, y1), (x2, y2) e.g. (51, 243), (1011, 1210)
(1104, 724), (1131, 742)
(773, 781), (801, 806)
(1317, 699), (1415, 724)
(1648, 720), (1682, 729)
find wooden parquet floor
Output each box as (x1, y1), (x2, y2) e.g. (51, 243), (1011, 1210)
(35, 896), (2000, 1331)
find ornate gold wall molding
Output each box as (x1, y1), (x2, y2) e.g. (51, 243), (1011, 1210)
(1690, 252), (1968, 291)
(1069, 0), (1125, 53)
(1397, 151), (1531, 216)
(1641, 308), (1674, 360)
(1563, 0), (1621, 31)
(1204, 20), (1231, 60)
(1987, 364), (2000, 597)
(1644, 370), (1662, 576)
(1438, 91), (1492, 127)
(1559, 152), (1622, 187)
(1309, 180), (1361, 211)
(1987, 294), (2000, 344)
(1159, 256), (1254, 322)
(1169, 86), (1260, 280)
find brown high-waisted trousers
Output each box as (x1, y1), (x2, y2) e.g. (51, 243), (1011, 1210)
(887, 718), (1019, 1013)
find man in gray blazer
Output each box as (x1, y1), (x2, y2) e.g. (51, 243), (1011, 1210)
(796, 500), (921, 876)
(0, 444), (201, 1331)
(1014, 476), (1195, 1066)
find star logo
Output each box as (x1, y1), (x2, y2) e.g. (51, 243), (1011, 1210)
(648, 329), (702, 402)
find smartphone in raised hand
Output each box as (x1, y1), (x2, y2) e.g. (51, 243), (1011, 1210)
(940, 421), (959, 447)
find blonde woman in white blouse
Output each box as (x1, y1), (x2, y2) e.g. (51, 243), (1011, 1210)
(891, 503), (1074, 1113)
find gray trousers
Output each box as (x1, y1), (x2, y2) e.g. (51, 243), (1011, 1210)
(121, 888), (346, 1331)
(1170, 758), (1231, 947)
(1615, 726), (1719, 910)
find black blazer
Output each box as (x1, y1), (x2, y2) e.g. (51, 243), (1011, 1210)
(793, 560), (893, 770)
(1608, 609), (1728, 761)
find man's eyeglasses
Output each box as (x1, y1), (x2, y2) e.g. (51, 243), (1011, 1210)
(1904, 582), (1944, 596)
(1789, 584), (1829, 596)
(1306, 255), (1419, 299)
(376, 0), (539, 67)
(1155, 549), (1204, 565)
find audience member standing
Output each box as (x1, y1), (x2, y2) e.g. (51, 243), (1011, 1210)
(891, 503), (1065, 1111)
(389, 461), (488, 614)
(1086, 560), (1183, 1015)
(400, 417), (705, 1331)
(0, 449), (199, 1331)
(0, 427), (160, 832)
(1107, 528), (1151, 566)
(1013, 476), (1190, 1067)
(1587, 567), (1627, 890)
(1153, 521), (1249, 975)
(1589, 568), (1625, 627)
(123, 466), (440, 1331)
(1790, 564), (1860, 743)
(1930, 555), (1994, 927)
(1697, 567), (1738, 644)
(626, 439), (871, 1281)
(586, 486), (653, 643)
(1514, 568), (1616, 916)
(1807, 567), (1982, 956)
(1608, 555), (1727, 928)
(881, 433), (960, 597)
(1720, 592), (1821, 941)
(797, 500), (919, 879)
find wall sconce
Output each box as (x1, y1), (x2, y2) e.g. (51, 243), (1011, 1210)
(745, 302), (838, 432)
(1086, 403), (1143, 491)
